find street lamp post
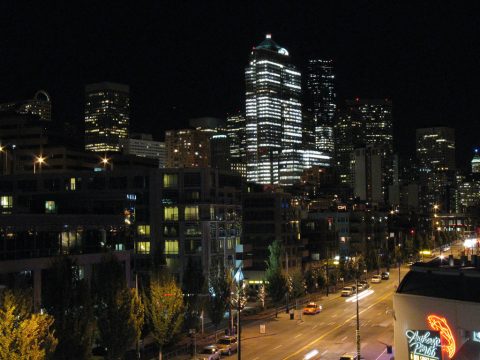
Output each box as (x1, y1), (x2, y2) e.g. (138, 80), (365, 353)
(234, 267), (244, 360)
(33, 155), (46, 174)
(355, 272), (361, 360)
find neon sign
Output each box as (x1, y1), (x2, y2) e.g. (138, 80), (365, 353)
(427, 315), (456, 359)
(405, 330), (442, 360)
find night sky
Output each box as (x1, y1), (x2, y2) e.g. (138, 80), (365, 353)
(1, 2), (479, 170)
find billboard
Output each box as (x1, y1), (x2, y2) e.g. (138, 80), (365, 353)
(405, 330), (442, 360)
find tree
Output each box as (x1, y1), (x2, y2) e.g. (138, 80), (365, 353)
(257, 283), (266, 309)
(304, 269), (316, 293)
(265, 240), (286, 305)
(289, 270), (305, 299)
(0, 289), (57, 360)
(182, 258), (205, 331)
(94, 254), (144, 360)
(144, 273), (184, 360)
(206, 261), (230, 332)
(43, 256), (95, 360)
(316, 271), (326, 291)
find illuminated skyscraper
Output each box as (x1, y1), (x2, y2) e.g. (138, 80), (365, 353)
(84, 82), (129, 153)
(165, 129), (210, 168)
(245, 34), (303, 185)
(306, 59), (336, 158)
(471, 149), (480, 174)
(226, 113), (247, 177)
(416, 127), (455, 172)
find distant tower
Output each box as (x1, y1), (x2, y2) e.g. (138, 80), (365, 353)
(245, 34), (303, 185)
(227, 113), (247, 177)
(416, 127), (456, 172)
(306, 59), (336, 159)
(471, 148), (480, 173)
(84, 82), (130, 153)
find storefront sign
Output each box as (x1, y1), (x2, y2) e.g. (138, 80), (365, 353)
(427, 314), (456, 358)
(473, 331), (480, 343)
(405, 330), (442, 360)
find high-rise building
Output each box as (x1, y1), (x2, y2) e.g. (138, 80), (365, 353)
(416, 127), (456, 172)
(119, 133), (165, 167)
(333, 107), (364, 185)
(245, 34), (303, 186)
(353, 145), (384, 204)
(226, 113), (247, 177)
(0, 90), (52, 122)
(210, 134), (231, 171)
(471, 148), (480, 174)
(165, 129), (210, 168)
(84, 82), (130, 153)
(306, 59), (336, 157)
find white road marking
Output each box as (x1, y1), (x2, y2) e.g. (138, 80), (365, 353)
(328, 322), (335, 325)
(294, 333), (303, 338)
(332, 314), (337, 318)
(321, 350), (328, 355)
(312, 325), (318, 329)
(374, 348), (387, 360)
(341, 336), (348, 341)
(274, 344), (283, 350)
(252, 358), (260, 360)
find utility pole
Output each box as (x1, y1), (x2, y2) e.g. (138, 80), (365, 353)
(285, 251), (289, 312)
(355, 274), (361, 360)
(326, 247), (329, 297)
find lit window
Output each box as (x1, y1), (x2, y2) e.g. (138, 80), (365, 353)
(165, 240), (179, 255)
(185, 206), (199, 220)
(163, 174), (178, 188)
(137, 225), (150, 236)
(164, 206), (178, 221)
(1, 196), (12, 208)
(45, 200), (56, 214)
(69, 178), (76, 191)
(137, 241), (150, 254)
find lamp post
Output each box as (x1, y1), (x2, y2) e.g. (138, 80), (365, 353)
(33, 155), (46, 174)
(234, 267), (244, 360)
(355, 267), (361, 360)
(101, 156), (111, 171)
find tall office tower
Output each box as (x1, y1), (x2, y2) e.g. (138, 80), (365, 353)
(84, 82), (130, 153)
(0, 90), (52, 121)
(226, 113), (247, 177)
(165, 129), (210, 168)
(119, 133), (165, 167)
(210, 134), (231, 171)
(416, 127), (456, 172)
(471, 149), (480, 174)
(333, 108), (364, 185)
(306, 59), (336, 158)
(245, 34), (303, 186)
(353, 145), (384, 204)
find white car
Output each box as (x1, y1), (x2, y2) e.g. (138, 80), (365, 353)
(197, 345), (221, 360)
(216, 336), (238, 355)
(371, 275), (382, 283)
(341, 286), (356, 297)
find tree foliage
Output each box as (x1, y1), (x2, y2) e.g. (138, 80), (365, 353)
(206, 261), (230, 330)
(289, 270), (306, 299)
(43, 257), (95, 360)
(182, 257), (205, 330)
(0, 289), (57, 360)
(94, 254), (144, 360)
(265, 240), (286, 303)
(144, 273), (184, 358)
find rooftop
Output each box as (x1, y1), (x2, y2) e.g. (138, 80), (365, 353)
(255, 34), (289, 56)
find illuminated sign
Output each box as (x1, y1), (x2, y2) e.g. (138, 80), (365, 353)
(405, 330), (442, 360)
(427, 315), (456, 359)
(473, 331), (480, 343)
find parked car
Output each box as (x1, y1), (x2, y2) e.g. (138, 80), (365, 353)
(216, 336), (238, 356)
(303, 302), (322, 315)
(358, 280), (369, 291)
(197, 345), (221, 360)
(381, 271), (390, 280)
(341, 286), (356, 296)
(371, 275), (382, 283)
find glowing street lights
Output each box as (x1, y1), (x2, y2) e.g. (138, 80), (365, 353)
(100, 156), (113, 171)
(33, 155), (46, 174)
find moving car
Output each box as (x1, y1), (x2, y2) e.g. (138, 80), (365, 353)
(197, 345), (221, 360)
(303, 302), (322, 315)
(381, 271), (390, 280)
(357, 280), (369, 291)
(216, 336), (238, 356)
(371, 275), (382, 283)
(341, 286), (356, 297)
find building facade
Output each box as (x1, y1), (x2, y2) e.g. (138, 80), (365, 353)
(84, 82), (130, 153)
(227, 113), (247, 177)
(165, 129), (210, 168)
(120, 133), (165, 167)
(306, 59), (336, 158)
(0, 90), (52, 122)
(245, 34), (303, 186)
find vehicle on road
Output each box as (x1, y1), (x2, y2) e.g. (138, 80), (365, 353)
(371, 275), (382, 283)
(357, 280), (369, 291)
(197, 345), (221, 360)
(339, 353), (364, 360)
(381, 271), (390, 280)
(341, 286), (356, 296)
(216, 336), (238, 355)
(303, 302), (323, 314)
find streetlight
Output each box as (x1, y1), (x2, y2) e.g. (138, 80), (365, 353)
(355, 264), (361, 360)
(233, 267), (244, 360)
(33, 155), (46, 174)
(100, 156), (111, 171)
(0, 144), (8, 175)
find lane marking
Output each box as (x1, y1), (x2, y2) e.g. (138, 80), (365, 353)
(341, 336), (348, 342)
(281, 291), (393, 360)
(252, 357), (260, 360)
(274, 344), (283, 350)
(374, 348), (387, 360)
(312, 325), (318, 329)
(321, 350), (328, 355)
(294, 333), (303, 339)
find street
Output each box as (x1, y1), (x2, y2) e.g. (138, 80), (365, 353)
(218, 268), (407, 360)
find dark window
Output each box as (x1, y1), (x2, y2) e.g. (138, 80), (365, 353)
(43, 178), (61, 191)
(0, 181), (13, 192)
(17, 180), (37, 192)
(184, 172), (201, 187)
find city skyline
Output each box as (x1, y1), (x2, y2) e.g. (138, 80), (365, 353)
(0, 2), (479, 170)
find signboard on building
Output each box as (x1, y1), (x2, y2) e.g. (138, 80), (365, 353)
(473, 331), (480, 343)
(405, 330), (442, 360)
